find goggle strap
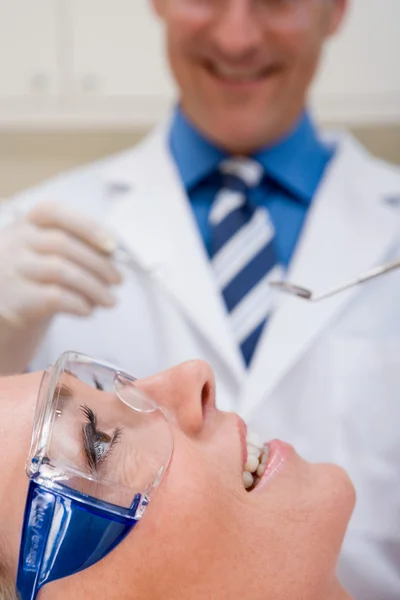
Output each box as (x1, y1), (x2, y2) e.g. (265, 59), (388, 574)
(17, 482), (56, 600)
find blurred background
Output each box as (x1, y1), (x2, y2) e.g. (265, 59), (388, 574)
(0, 0), (399, 198)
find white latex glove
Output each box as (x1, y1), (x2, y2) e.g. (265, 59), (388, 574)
(0, 202), (122, 374)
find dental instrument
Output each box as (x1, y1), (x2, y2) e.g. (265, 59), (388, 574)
(269, 257), (400, 302)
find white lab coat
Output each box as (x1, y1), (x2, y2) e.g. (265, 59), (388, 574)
(4, 122), (400, 599)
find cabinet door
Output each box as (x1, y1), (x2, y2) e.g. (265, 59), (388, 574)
(69, 0), (175, 101)
(0, 0), (59, 97)
(312, 0), (400, 122)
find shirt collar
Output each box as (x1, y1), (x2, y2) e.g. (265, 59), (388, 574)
(254, 112), (332, 205)
(169, 107), (332, 205)
(169, 108), (227, 190)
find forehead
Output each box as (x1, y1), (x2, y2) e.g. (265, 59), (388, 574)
(56, 372), (119, 417)
(54, 370), (163, 429)
(159, 0), (334, 34)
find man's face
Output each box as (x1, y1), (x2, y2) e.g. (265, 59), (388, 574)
(153, 0), (347, 152)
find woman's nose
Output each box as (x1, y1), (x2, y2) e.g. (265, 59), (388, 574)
(135, 361), (216, 436)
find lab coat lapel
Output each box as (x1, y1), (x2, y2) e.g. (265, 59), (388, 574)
(104, 125), (245, 385)
(242, 133), (400, 420)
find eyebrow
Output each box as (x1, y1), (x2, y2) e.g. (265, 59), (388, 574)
(50, 383), (74, 427)
(53, 383), (74, 402)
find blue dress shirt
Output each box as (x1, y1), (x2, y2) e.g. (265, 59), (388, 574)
(169, 108), (334, 267)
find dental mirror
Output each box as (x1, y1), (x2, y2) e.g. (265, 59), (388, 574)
(269, 257), (400, 302)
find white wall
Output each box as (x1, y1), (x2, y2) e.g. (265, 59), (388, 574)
(311, 0), (400, 123)
(0, 0), (399, 129)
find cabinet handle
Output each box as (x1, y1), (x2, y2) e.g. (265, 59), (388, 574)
(81, 74), (100, 94)
(29, 72), (50, 93)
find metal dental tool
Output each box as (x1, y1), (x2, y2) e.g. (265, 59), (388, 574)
(269, 257), (400, 302)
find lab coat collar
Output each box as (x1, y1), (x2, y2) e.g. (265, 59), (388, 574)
(104, 123), (246, 386)
(241, 132), (400, 419)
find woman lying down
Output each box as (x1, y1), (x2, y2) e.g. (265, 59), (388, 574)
(0, 352), (354, 600)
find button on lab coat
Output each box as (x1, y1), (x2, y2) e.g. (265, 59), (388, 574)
(3, 121), (400, 599)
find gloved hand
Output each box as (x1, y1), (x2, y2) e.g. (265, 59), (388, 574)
(0, 201), (122, 374)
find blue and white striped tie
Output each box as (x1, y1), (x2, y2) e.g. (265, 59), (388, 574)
(209, 157), (283, 366)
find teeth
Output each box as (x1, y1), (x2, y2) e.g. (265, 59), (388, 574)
(257, 462), (267, 477)
(212, 64), (264, 81)
(246, 432), (262, 448)
(247, 444), (261, 459)
(244, 454), (259, 473)
(242, 471), (254, 489)
(261, 446), (270, 464)
(243, 431), (270, 490)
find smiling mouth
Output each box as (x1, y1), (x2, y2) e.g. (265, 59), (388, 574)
(243, 431), (270, 491)
(205, 60), (279, 84)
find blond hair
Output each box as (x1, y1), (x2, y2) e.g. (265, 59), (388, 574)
(0, 560), (19, 600)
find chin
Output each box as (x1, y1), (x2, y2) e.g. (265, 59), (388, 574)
(203, 115), (274, 155)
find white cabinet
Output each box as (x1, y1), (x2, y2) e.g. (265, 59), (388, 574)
(0, 0), (59, 98)
(67, 0), (175, 123)
(312, 0), (400, 122)
(0, 0), (398, 127)
(69, 0), (174, 97)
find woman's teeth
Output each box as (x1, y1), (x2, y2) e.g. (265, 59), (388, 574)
(243, 432), (270, 491)
(244, 454), (259, 473)
(242, 471), (254, 490)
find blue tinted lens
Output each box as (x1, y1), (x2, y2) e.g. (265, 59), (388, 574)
(17, 480), (142, 600)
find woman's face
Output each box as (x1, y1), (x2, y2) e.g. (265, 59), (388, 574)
(3, 361), (355, 600)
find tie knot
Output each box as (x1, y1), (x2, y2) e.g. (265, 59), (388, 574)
(219, 157), (263, 189)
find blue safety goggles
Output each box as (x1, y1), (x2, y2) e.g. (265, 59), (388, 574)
(17, 351), (174, 600)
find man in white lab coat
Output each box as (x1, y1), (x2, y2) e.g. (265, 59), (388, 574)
(1, 1), (400, 597)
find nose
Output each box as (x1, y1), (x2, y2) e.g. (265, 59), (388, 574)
(135, 361), (216, 436)
(211, 0), (263, 60)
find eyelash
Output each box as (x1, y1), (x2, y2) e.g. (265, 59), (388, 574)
(93, 377), (104, 391)
(80, 404), (122, 473)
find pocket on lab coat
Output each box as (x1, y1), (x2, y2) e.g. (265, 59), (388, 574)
(330, 336), (400, 537)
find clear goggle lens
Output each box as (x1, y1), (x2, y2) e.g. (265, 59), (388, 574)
(29, 351), (173, 510)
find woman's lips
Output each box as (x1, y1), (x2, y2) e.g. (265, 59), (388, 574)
(252, 439), (294, 493)
(236, 418), (293, 491)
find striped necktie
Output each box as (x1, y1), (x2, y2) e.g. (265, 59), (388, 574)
(209, 157), (283, 366)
